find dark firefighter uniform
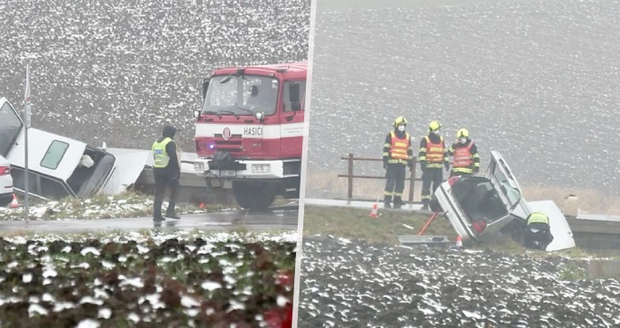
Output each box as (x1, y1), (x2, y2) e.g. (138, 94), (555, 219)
(152, 125), (181, 222)
(419, 121), (449, 210)
(524, 212), (554, 250)
(448, 128), (480, 178)
(382, 117), (414, 209)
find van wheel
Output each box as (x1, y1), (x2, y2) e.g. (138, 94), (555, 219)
(232, 181), (276, 211)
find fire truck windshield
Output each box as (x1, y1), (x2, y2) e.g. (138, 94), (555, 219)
(203, 74), (279, 116)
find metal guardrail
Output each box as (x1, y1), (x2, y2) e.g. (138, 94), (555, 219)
(133, 167), (236, 206)
(338, 153), (449, 202)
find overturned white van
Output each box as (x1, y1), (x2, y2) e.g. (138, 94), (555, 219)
(0, 97), (149, 201)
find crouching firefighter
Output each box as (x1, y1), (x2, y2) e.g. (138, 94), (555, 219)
(382, 117), (414, 209)
(524, 212), (554, 250)
(152, 125), (182, 222)
(448, 128), (480, 177)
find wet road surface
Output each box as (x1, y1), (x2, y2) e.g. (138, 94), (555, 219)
(0, 208), (299, 234)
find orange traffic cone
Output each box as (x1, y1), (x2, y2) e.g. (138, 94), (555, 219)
(369, 202), (378, 218)
(10, 194), (19, 209)
(455, 235), (463, 248)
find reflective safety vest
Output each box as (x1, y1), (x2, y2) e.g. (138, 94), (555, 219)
(453, 143), (473, 168)
(425, 136), (444, 164)
(527, 212), (550, 225)
(389, 131), (410, 162)
(152, 137), (173, 168)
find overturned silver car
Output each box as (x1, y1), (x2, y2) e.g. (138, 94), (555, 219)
(431, 150), (575, 252)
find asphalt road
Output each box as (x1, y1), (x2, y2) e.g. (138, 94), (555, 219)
(0, 208), (300, 234)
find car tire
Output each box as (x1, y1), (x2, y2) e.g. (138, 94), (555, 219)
(429, 197), (442, 212)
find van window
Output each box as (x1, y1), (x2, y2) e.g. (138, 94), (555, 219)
(39, 176), (71, 199)
(11, 167), (71, 199)
(41, 140), (69, 170)
(10, 167), (39, 194)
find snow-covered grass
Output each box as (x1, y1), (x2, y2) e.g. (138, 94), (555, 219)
(0, 192), (235, 221)
(0, 230), (297, 327)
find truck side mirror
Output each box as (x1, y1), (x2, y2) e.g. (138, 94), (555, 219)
(291, 102), (301, 112)
(201, 78), (210, 100)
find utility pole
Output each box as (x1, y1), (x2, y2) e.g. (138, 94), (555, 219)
(23, 64), (31, 223)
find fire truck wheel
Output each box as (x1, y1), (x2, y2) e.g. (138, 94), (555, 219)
(232, 181), (277, 211)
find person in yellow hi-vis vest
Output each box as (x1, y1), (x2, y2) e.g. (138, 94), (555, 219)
(382, 117), (414, 209)
(151, 125), (181, 222)
(524, 212), (554, 250)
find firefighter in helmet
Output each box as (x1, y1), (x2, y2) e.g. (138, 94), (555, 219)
(382, 116), (414, 209)
(448, 128), (480, 177)
(418, 121), (449, 210)
(524, 212), (554, 250)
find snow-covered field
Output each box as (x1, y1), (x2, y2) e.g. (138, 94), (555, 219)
(297, 235), (620, 328)
(0, 0), (310, 152)
(306, 0), (620, 198)
(0, 230), (297, 327)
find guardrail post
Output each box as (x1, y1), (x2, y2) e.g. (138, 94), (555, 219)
(347, 153), (354, 200)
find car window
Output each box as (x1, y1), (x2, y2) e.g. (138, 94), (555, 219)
(493, 171), (521, 208)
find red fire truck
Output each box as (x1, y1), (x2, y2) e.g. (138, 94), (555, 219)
(192, 62), (307, 210)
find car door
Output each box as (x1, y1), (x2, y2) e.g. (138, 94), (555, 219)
(482, 151), (532, 234)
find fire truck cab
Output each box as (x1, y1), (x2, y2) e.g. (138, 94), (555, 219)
(192, 62), (307, 210)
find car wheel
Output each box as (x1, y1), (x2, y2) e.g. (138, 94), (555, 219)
(429, 197), (442, 212)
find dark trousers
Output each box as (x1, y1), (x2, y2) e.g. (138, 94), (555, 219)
(421, 168), (443, 206)
(384, 163), (407, 205)
(524, 223), (554, 250)
(153, 168), (180, 218)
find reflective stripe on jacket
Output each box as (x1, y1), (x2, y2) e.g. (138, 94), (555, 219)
(152, 137), (172, 168)
(527, 212), (550, 225)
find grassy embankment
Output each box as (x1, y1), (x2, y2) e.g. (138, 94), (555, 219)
(304, 171), (620, 280)
(302, 204), (615, 281)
